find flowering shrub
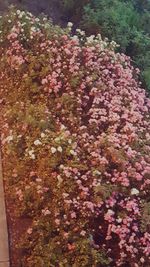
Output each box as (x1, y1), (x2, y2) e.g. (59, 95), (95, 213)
(0, 8), (150, 267)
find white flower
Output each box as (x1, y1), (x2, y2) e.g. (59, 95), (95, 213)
(36, 178), (42, 183)
(55, 137), (60, 142)
(51, 147), (57, 154)
(57, 146), (63, 153)
(34, 140), (42, 146)
(117, 218), (122, 223)
(140, 258), (145, 263)
(76, 28), (81, 33)
(93, 170), (101, 176)
(67, 22), (73, 28)
(31, 154), (35, 159)
(60, 124), (66, 130)
(72, 142), (77, 149)
(68, 139), (72, 144)
(80, 230), (86, 236)
(70, 149), (76, 155)
(35, 18), (40, 22)
(43, 209), (51, 215)
(131, 188), (139, 195)
(6, 135), (13, 143)
(63, 193), (69, 198)
(76, 29), (85, 35)
(18, 14), (23, 19)
(27, 11), (32, 17)
(57, 175), (63, 184)
(21, 22), (26, 26)
(28, 149), (35, 159)
(41, 133), (45, 138)
(59, 164), (64, 169)
(16, 10), (21, 15)
(97, 33), (102, 40)
(107, 209), (114, 216)
(71, 35), (79, 42)
(86, 35), (95, 43)
(31, 26), (36, 32)
(44, 23), (50, 29)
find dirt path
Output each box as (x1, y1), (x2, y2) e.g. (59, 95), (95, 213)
(0, 150), (10, 267)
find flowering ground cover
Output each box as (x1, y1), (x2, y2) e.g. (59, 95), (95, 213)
(0, 8), (150, 267)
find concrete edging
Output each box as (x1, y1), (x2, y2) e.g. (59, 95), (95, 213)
(0, 150), (10, 267)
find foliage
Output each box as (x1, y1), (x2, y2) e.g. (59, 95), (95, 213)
(0, 8), (150, 267)
(80, 0), (150, 91)
(1, 1), (150, 91)
(82, 0), (140, 46)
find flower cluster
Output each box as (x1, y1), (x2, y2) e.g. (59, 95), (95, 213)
(0, 8), (150, 267)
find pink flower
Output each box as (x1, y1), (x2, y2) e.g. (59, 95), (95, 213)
(55, 219), (60, 225)
(71, 212), (76, 219)
(80, 230), (86, 236)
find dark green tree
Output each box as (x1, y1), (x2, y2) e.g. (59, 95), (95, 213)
(81, 0), (150, 92)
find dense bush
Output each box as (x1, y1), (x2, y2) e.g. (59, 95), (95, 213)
(81, 0), (150, 92)
(0, 8), (150, 267)
(1, 1), (150, 92)
(58, 0), (150, 92)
